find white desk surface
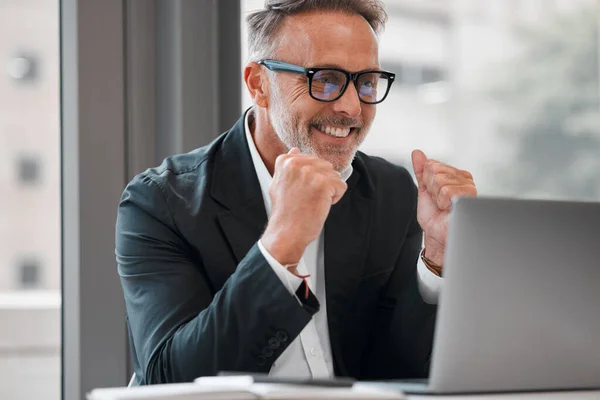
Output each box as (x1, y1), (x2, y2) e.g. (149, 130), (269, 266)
(88, 384), (600, 400)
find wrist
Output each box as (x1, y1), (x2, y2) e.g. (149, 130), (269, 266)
(423, 238), (445, 266)
(261, 226), (307, 266)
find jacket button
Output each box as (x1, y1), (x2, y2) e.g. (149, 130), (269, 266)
(261, 346), (274, 358)
(268, 337), (280, 349)
(275, 330), (288, 342)
(257, 355), (267, 366)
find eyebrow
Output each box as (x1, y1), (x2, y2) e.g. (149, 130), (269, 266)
(313, 63), (382, 72)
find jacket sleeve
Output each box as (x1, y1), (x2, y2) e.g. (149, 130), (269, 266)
(116, 173), (317, 384)
(361, 183), (438, 379)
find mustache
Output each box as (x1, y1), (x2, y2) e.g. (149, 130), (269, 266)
(310, 115), (364, 129)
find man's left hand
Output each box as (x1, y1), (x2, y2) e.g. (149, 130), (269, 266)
(411, 149), (478, 267)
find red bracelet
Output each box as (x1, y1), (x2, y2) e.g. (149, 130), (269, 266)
(285, 264), (311, 299)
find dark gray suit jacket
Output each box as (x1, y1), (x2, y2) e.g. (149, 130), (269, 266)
(116, 111), (437, 385)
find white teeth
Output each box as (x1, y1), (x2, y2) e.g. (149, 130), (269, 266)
(318, 125), (351, 138)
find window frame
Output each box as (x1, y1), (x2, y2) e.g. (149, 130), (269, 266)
(60, 1), (241, 398)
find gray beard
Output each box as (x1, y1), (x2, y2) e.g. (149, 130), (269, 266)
(267, 81), (366, 172)
(268, 84), (317, 156)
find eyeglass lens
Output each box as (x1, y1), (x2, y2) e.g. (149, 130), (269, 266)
(311, 70), (391, 103)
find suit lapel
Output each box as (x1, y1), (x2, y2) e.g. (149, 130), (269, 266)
(211, 110), (268, 265)
(211, 115), (375, 376)
(217, 198), (267, 263)
(325, 159), (374, 376)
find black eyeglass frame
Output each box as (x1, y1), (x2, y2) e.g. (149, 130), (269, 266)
(258, 59), (396, 104)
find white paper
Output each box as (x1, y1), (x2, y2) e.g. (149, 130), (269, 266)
(249, 383), (405, 399)
(87, 382), (255, 400)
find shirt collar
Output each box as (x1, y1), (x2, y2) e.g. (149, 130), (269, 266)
(244, 108), (353, 216)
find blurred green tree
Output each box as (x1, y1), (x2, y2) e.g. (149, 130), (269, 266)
(492, 5), (600, 200)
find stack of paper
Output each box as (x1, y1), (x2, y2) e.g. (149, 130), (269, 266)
(195, 375), (404, 399)
(87, 383), (253, 400)
(88, 377), (405, 400)
(250, 383), (404, 399)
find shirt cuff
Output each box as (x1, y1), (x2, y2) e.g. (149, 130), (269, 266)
(258, 240), (304, 301)
(417, 249), (443, 305)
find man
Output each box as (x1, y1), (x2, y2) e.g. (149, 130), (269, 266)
(116, 0), (477, 386)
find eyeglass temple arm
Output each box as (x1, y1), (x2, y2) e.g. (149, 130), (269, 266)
(258, 60), (306, 74)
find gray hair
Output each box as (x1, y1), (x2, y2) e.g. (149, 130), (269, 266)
(246, 0), (387, 62)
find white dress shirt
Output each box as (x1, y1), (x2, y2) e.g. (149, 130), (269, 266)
(243, 109), (442, 378)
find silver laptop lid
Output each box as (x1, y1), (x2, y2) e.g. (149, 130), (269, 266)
(429, 197), (600, 393)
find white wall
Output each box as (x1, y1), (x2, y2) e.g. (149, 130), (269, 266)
(0, 292), (60, 400)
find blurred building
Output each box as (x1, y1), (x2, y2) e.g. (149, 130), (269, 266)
(0, 1), (60, 399)
(0, 0), (61, 292)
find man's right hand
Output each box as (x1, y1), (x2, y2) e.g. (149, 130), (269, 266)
(261, 148), (348, 266)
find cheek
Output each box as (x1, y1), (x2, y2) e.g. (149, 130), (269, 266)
(362, 105), (377, 128)
(286, 83), (311, 105)
(284, 84), (326, 122)
(365, 103), (376, 118)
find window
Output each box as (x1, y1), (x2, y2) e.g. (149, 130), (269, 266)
(0, 0), (61, 399)
(368, 0), (600, 201)
(241, 0), (600, 201)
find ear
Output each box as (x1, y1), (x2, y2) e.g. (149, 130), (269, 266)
(244, 62), (270, 109)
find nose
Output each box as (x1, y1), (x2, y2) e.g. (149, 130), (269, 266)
(331, 81), (362, 118)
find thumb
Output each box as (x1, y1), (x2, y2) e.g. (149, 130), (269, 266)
(288, 147), (301, 155)
(411, 149), (427, 188)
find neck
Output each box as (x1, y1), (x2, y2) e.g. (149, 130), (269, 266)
(249, 107), (288, 176)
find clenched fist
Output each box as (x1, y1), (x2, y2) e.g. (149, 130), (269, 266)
(261, 148), (348, 266)
(411, 149), (478, 267)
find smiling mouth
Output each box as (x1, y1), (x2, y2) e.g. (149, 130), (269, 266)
(314, 124), (358, 138)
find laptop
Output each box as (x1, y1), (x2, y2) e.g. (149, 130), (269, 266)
(379, 197), (600, 395)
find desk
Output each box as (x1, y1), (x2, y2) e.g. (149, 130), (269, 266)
(88, 383), (600, 400)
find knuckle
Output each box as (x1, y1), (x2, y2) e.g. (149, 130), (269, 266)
(335, 181), (347, 192)
(424, 160), (434, 171)
(287, 156), (302, 169)
(439, 185), (451, 199)
(300, 164), (313, 177)
(461, 170), (473, 180)
(432, 175), (444, 191)
(431, 163), (446, 175)
(468, 185), (478, 196)
(425, 159), (439, 169)
(275, 154), (288, 167)
(312, 173), (325, 187)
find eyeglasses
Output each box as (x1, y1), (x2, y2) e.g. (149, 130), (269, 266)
(258, 59), (395, 105)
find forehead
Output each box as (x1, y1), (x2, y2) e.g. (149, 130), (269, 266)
(274, 11), (380, 71)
